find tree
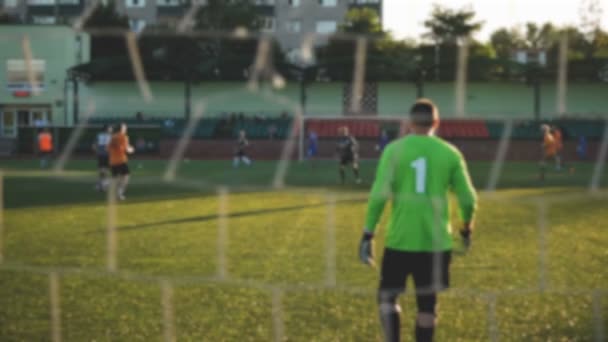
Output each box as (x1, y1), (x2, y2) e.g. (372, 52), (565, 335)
(579, 0), (603, 43)
(490, 28), (525, 60)
(320, 8), (416, 81)
(84, 0), (129, 29)
(340, 7), (384, 36)
(423, 5), (484, 44)
(84, 0), (130, 59)
(523, 22), (557, 50)
(0, 11), (21, 25)
(195, 0), (261, 31)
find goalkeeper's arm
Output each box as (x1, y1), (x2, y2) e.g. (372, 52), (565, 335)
(360, 146), (393, 265)
(451, 153), (478, 249)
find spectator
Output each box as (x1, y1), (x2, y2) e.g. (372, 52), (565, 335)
(135, 111), (144, 121)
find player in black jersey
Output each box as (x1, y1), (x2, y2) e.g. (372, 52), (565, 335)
(233, 130), (252, 167)
(337, 126), (361, 184)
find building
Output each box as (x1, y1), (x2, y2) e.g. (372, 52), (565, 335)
(0, 25), (90, 138)
(1, 0), (382, 50)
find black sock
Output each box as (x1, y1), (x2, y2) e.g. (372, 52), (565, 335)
(380, 311), (400, 342)
(415, 325), (434, 342)
(353, 168), (360, 178)
(340, 169), (345, 183)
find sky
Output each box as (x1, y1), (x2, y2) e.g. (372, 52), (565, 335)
(383, 0), (608, 42)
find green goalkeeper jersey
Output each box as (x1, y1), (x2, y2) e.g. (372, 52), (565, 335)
(364, 134), (477, 252)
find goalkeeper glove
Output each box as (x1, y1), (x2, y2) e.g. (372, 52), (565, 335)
(460, 227), (472, 252)
(359, 231), (375, 266)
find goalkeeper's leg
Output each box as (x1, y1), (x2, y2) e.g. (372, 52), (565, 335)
(378, 249), (408, 342)
(414, 294), (437, 342)
(378, 290), (401, 342)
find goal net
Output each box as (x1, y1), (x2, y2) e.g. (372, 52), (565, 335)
(1, 2), (607, 341)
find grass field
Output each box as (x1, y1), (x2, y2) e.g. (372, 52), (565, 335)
(1, 159), (607, 341)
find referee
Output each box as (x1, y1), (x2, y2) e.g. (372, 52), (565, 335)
(359, 99), (478, 342)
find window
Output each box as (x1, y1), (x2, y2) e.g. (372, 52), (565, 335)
(4, 0), (18, 6)
(350, 0), (379, 3)
(156, 0), (179, 5)
(319, 0), (337, 6)
(254, 0), (275, 5)
(27, 0), (55, 5)
(129, 19), (147, 33)
(6, 59), (46, 92)
(285, 20), (300, 33)
(260, 17), (275, 32)
(28, 0), (80, 3)
(288, 0), (300, 7)
(32, 16), (57, 24)
(315, 20), (336, 34)
(125, 0), (145, 7)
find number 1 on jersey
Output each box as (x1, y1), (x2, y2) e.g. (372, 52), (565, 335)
(410, 157), (427, 194)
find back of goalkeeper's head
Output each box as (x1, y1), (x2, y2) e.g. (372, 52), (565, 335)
(409, 98), (439, 134)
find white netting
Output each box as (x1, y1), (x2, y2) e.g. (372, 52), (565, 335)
(1, 2), (608, 341)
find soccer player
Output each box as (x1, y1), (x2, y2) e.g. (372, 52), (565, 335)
(336, 126), (361, 184)
(307, 129), (319, 163)
(540, 124), (558, 181)
(358, 99), (477, 342)
(92, 124), (113, 191)
(577, 136), (588, 160)
(376, 129), (390, 152)
(552, 125), (563, 171)
(107, 123), (134, 201)
(37, 127), (53, 169)
(233, 130), (252, 167)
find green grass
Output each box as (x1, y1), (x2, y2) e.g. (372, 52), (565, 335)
(1, 159), (607, 341)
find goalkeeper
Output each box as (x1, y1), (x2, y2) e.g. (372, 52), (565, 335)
(359, 99), (477, 342)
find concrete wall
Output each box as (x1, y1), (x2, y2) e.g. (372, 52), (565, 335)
(0, 26), (90, 125)
(81, 81), (608, 119)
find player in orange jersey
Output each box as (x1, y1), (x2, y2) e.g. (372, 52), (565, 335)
(540, 124), (558, 181)
(107, 123), (134, 200)
(552, 126), (563, 171)
(37, 127), (53, 169)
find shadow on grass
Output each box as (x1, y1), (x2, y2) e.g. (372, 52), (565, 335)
(88, 197), (367, 233)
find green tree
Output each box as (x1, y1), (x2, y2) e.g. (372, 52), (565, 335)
(523, 22), (557, 50)
(195, 0), (261, 31)
(84, 0), (130, 59)
(423, 5), (483, 43)
(0, 11), (21, 24)
(320, 8), (416, 81)
(340, 7), (384, 36)
(490, 28), (525, 60)
(84, 0), (129, 29)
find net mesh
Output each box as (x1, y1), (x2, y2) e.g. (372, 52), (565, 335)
(1, 2), (608, 341)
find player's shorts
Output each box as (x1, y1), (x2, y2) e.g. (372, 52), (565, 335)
(40, 150), (52, 157)
(97, 155), (109, 168)
(235, 149), (246, 158)
(111, 163), (130, 177)
(379, 248), (452, 295)
(340, 154), (357, 166)
(307, 146), (318, 157)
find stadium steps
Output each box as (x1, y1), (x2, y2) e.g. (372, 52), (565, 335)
(306, 119), (381, 138)
(437, 120), (490, 139)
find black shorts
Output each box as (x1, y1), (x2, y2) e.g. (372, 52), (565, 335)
(97, 155), (109, 168)
(340, 154), (357, 166)
(235, 149), (247, 158)
(379, 248), (452, 295)
(111, 163), (130, 177)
